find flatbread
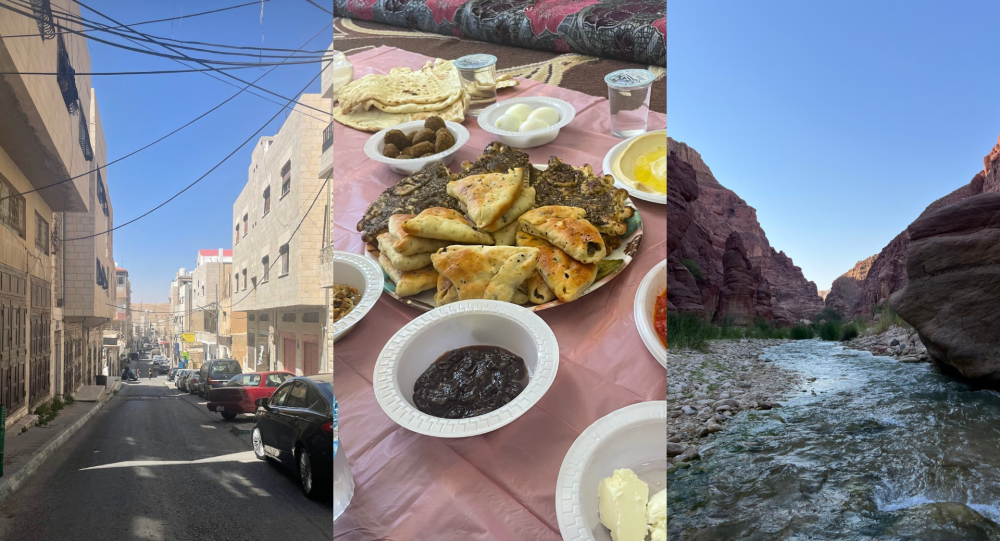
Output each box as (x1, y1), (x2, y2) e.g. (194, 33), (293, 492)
(403, 207), (493, 245)
(388, 214), (451, 256)
(483, 186), (535, 233)
(516, 231), (597, 302)
(525, 271), (556, 304)
(338, 60), (462, 112)
(518, 206), (607, 264)
(447, 168), (524, 229)
(333, 96), (467, 133)
(378, 253), (438, 297)
(430, 245), (540, 305)
(377, 232), (433, 271)
(492, 220), (519, 246)
(363, 88), (464, 114)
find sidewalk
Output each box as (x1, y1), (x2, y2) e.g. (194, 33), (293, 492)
(0, 381), (121, 504)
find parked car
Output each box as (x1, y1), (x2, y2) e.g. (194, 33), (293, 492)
(206, 372), (294, 420)
(187, 372), (202, 394)
(175, 370), (189, 390)
(177, 370), (195, 392)
(252, 374), (333, 499)
(167, 368), (179, 381)
(197, 359), (243, 397)
(157, 363), (170, 374)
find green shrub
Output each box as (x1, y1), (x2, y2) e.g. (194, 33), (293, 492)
(790, 325), (814, 340)
(666, 313), (714, 351)
(681, 259), (704, 282)
(812, 307), (844, 324)
(746, 317), (787, 339)
(818, 321), (844, 341)
(840, 323), (860, 341)
(65, 396), (75, 406)
(51, 397), (65, 412)
(872, 302), (909, 335)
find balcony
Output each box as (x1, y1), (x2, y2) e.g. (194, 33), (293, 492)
(319, 245), (334, 289)
(323, 122), (333, 152)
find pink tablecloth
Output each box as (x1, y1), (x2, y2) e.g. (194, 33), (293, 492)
(333, 46), (666, 541)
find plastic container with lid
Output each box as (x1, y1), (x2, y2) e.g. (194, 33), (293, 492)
(330, 50), (355, 102)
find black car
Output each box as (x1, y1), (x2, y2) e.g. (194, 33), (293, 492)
(167, 368), (179, 381)
(198, 359), (242, 397)
(252, 374), (332, 499)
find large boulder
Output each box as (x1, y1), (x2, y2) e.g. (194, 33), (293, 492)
(890, 193), (1000, 384)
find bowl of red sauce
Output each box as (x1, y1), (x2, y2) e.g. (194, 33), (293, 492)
(634, 260), (666, 367)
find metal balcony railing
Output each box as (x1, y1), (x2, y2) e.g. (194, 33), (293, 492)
(319, 245), (334, 288)
(322, 122), (333, 152)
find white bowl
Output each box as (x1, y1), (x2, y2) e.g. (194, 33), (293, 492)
(556, 401), (668, 541)
(635, 260), (666, 367)
(602, 130), (667, 205)
(364, 120), (470, 175)
(372, 300), (559, 438)
(332, 251), (384, 343)
(477, 97), (576, 149)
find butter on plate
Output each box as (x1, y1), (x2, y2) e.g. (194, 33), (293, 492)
(598, 469), (649, 541)
(647, 488), (666, 541)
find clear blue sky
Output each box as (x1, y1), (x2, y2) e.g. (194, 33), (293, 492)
(79, 1), (332, 302)
(668, 1), (1000, 290)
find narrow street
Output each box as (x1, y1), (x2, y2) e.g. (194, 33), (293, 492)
(0, 353), (331, 541)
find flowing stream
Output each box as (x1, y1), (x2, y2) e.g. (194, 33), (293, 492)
(668, 340), (1000, 541)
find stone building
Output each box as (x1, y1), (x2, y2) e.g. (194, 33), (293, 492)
(319, 42), (335, 377)
(114, 266), (131, 351)
(169, 269), (193, 367)
(232, 94), (330, 376)
(189, 249), (231, 360)
(0, 0), (114, 426)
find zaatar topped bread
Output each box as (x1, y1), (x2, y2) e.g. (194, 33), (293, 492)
(518, 206), (607, 264)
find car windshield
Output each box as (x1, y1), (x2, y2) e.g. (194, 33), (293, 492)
(209, 361), (240, 376)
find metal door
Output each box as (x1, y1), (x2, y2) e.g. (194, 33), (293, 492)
(302, 335), (319, 376)
(282, 332), (296, 374)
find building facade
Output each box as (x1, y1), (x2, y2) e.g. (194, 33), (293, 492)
(169, 269), (192, 367)
(0, 0), (114, 426)
(232, 94), (330, 376)
(114, 267), (131, 350)
(189, 249), (231, 361)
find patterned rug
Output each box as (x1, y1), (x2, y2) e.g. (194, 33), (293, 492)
(334, 17), (665, 114)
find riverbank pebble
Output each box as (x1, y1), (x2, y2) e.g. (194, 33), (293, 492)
(667, 339), (802, 464)
(847, 325), (931, 362)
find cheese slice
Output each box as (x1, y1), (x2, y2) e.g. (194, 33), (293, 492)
(598, 469), (649, 541)
(647, 488), (666, 541)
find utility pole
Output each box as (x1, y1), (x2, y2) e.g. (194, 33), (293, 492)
(215, 283), (220, 360)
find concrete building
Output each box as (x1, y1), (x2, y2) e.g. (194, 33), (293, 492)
(319, 42), (335, 377)
(169, 269), (192, 368)
(221, 270), (247, 369)
(189, 249), (231, 361)
(232, 94), (330, 376)
(114, 267), (131, 350)
(0, 0), (115, 425)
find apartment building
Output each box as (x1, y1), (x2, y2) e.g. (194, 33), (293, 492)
(0, 0), (114, 425)
(169, 269), (192, 367)
(319, 42), (335, 376)
(114, 267), (131, 347)
(189, 249), (231, 360)
(232, 94), (330, 376)
(221, 270), (247, 368)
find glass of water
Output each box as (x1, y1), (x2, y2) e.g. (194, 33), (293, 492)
(454, 54), (498, 117)
(333, 395), (355, 521)
(605, 69), (656, 139)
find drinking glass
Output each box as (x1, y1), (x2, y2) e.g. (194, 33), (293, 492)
(333, 395), (355, 521)
(605, 69), (656, 139)
(454, 54), (498, 117)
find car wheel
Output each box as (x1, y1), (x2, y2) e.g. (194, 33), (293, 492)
(252, 427), (267, 460)
(297, 447), (317, 499)
(222, 412), (237, 421)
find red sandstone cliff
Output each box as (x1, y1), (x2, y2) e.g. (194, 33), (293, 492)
(827, 133), (1000, 317)
(667, 138), (825, 324)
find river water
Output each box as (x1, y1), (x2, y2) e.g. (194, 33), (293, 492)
(668, 340), (1000, 541)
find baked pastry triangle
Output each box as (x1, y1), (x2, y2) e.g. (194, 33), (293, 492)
(430, 245), (540, 305)
(518, 205), (607, 264)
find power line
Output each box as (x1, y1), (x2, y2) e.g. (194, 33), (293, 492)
(65, 64), (327, 241)
(0, 23), (331, 204)
(68, 0), (332, 117)
(303, 0), (334, 16)
(0, 0), (274, 39)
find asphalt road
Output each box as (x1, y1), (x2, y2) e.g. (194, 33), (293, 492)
(0, 354), (332, 540)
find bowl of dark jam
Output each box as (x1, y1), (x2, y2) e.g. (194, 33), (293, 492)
(373, 300), (559, 437)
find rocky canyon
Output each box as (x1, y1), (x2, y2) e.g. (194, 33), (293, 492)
(667, 138), (824, 324)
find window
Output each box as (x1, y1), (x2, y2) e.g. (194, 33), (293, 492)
(270, 382), (293, 406)
(279, 244), (289, 276)
(262, 256), (269, 282)
(0, 174), (26, 239)
(263, 187), (270, 215)
(234, 224), (239, 245)
(116, 276), (125, 286)
(280, 161), (291, 196)
(34, 211), (49, 254)
(242, 214), (248, 237)
(242, 269), (247, 291)
(265, 373), (291, 387)
(286, 381), (310, 408)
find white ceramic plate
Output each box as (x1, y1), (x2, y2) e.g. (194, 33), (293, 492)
(372, 300), (559, 438)
(332, 251), (384, 343)
(363, 120), (470, 175)
(477, 97), (577, 148)
(556, 401), (668, 541)
(635, 260), (666, 367)
(602, 130), (666, 205)
(365, 164), (643, 312)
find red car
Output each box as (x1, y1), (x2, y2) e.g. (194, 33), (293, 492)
(206, 372), (295, 420)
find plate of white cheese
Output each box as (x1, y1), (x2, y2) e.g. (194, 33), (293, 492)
(556, 401), (667, 541)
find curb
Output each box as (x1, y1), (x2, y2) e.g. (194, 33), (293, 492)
(0, 387), (118, 505)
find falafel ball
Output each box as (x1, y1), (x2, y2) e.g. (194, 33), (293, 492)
(411, 128), (436, 146)
(383, 129), (409, 150)
(434, 128), (455, 153)
(409, 141), (435, 157)
(424, 116), (446, 133)
(382, 143), (401, 158)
